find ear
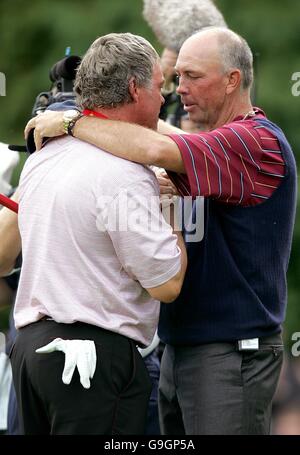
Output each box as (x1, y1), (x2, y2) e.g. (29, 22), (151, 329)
(225, 69), (242, 95)
(128, 77), (139, 103)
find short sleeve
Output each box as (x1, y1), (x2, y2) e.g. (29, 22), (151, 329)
(166, 123), (264, 205)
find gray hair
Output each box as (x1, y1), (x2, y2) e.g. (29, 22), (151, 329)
(194, 27), (254, 89)
(75, 33), (159, 109)
(143, 0), (227, 53)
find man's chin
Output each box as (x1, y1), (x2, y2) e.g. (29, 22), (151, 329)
(186, 111), (202, 124)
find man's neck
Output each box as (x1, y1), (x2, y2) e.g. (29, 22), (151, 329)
(94, 105), (135, 123)
(209, 94), (253, 131)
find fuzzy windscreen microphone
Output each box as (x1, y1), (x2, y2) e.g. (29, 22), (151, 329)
(143, 0), (227, 53)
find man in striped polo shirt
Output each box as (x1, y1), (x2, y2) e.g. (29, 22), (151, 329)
(26, 27), (297, 435)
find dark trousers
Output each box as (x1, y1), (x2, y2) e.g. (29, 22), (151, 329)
(144, 350), (161, 435)
(159, 334), (283, 435)
(7, 383), (21, 435)
(10, 319), (152, 435)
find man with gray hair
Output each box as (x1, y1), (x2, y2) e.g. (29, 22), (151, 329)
(29, 26), (297, 434)
(10, 33), (187, 435)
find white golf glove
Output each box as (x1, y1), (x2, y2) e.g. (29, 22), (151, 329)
(138, 331), (160, 358)
(36, 338), (97, 389)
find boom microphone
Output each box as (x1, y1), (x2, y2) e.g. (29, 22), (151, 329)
(143, 0), (227, 52)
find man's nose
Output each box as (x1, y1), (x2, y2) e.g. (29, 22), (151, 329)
(176, 77), (187, 95)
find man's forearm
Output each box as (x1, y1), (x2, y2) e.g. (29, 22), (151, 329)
(169, 204), (187, 289)
(172, 229), (187, 289)
(0, 191), (21, 276)
(157, 119), (184, 135)
(25, 111), (186, 172)
(73, 117), (185, 172)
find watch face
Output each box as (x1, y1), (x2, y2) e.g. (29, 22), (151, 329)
(64, 109), (79, 120)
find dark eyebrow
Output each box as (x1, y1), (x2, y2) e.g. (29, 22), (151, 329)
(175, 67), (199, 73)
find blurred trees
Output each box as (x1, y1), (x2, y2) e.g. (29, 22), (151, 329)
(0, 0), (299, 345)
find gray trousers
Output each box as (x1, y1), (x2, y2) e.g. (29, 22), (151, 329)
(158, 334), (283, 435)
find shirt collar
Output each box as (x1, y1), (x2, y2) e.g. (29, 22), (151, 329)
(233, 107), (266, 122)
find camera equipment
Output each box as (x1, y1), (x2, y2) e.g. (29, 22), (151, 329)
(159, 75), (186, 127)
(160, 88), (186, 128)
(8, 52), (81, 153)
(32, 54), (81, 116)
(143, 0), (227, 53)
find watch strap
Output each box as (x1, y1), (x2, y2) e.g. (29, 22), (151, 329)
(67, 113), (84, 137)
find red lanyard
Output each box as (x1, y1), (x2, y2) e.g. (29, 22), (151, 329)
(82, 109), (108, 119)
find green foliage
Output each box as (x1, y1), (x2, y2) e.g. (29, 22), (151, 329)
(0, 0), (299, 340)
(0, 0), (159, 145)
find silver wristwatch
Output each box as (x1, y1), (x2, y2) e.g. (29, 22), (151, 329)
(62, 110), (82, 136)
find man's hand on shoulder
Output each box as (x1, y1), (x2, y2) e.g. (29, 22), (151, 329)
(24, 111), (65, 151)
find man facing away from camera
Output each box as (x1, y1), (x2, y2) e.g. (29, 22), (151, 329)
(30, 26), (297, 434)
(10, 33), (187, 435)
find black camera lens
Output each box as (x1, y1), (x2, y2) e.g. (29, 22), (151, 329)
(49, 56), (81, 82)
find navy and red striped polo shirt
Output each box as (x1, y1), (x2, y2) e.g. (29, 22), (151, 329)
(167, 108), (285, 206)
(159, 112), (297, 345)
